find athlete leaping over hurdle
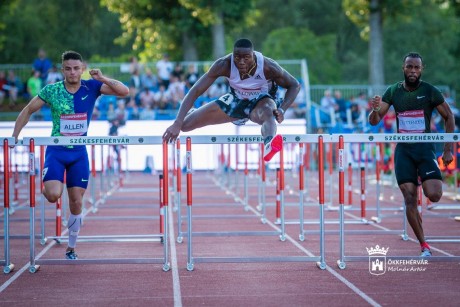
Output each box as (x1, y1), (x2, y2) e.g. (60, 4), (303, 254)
(162, 38), (300, 162)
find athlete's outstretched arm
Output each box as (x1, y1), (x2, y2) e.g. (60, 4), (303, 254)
(162, 57), (229, 143)
(265, 58), (300, 113)
(12, 96), (45, 143)
(90, 69), (129, 97)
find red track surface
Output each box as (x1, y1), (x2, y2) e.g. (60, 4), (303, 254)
(1, 169), (460, 307)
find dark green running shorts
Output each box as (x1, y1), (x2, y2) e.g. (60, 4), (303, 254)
(394, 142), (442, 186)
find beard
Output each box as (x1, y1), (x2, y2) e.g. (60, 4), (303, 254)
(404, 73), (421, 88)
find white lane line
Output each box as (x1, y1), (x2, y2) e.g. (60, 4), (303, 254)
(168, 202), (182, 307)
(215, 175), (381, 305)
(0, 238), (59, 293)
(244, 203), (382, 307)
(349, 212), (455, 256)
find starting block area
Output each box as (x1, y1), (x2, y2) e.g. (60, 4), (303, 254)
(0, 134), (459, 306)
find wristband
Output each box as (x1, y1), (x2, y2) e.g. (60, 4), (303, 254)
(372, 106), (381, 112)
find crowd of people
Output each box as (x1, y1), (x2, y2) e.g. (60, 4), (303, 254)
(318, 88), (459, 133)
(0, 49), (63, 108)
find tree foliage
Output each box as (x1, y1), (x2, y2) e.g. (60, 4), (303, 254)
(0, 0), (458, 92)
(0, 0), (129, 64)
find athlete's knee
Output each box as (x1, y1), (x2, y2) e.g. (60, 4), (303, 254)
(425, 190), (442, 203)
(43, 190), (61, 203)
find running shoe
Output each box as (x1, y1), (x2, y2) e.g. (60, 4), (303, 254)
(263, 134), (283, 162)
(420, 247), (432, 257)
(65, 250), (78, 260)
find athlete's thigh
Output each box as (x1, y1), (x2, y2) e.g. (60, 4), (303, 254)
(66, 150), (89, 189)
(249, 97), (276, 124)
(43, 148), (66, 183)
(394, 144), (418, 185)
(182, 101), (236, 131)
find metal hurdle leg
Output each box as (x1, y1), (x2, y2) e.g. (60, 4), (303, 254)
(2, 139), (15, 274)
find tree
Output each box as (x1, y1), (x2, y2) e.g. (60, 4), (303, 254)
(0, 0), (129, 64)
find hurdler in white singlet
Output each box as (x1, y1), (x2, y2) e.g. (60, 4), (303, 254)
(228, 51), (269, 100)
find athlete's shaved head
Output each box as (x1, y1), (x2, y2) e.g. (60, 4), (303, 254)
(62, 50), (83, 62)
(234, 38), (253, 49)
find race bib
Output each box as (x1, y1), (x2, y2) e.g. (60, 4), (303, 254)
(218, 93), (234, 105)
(397, 110), (425, 133)
(60, 113), (88, 136)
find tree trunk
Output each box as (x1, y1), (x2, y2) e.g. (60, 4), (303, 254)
(369, 0), (385, 94)
(182, 31), (198, 61)
(212, 10), (226, 59)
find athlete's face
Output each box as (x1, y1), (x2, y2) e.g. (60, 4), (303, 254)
(62, 59), (84, 85)
(402, 57), (423, 87)
(233, 48), (255, 74)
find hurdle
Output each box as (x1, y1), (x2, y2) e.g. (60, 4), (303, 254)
(1, 138), (15, 273)
(337, 133), (460, 269)
(181, 135), (326, 271)
(24, 136), (170, 273)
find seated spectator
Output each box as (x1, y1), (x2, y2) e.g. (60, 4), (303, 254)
(126, 99), (140, 120)
(139, 104), (156, 120)
(168, 75), (185, 109)
(27, 70), (42, 99)
(138, 87), (156, 109)
(140, 68), (158, 91)
(0, 71), (7, 105)
(153, 84), (171, 110)
(129, 68), (142, 105)
(92, 106), (101, 120)
(185, 64), (199, 89)
(46, 65), (63, 84)
(5, 70), (22, 108)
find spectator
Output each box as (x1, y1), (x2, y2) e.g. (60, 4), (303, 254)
(168, 75), (185, 109)
(334, 90), (348, 122)
(320, 89), (338, 124)
(156, 53), (173, 89)
(46, 65), (63, 84)
(126, 99), (140, 120)
(92, 106), (101, 120)
(171, 62), (184, 80)
(129, 56), (141, 75)
(129, 68), (142, 105)
(139, 104), (156, 120)
(0, 71), (7, 106)
(32, 48), (52, 85)
(140, 67), (158, 91)
(106, 103), (116, 122)
(153, 84), (171, 110)
(27, 70), (42, 99)
(5, 70), (22, 108)
(185, 64), (200, 89)
(138, 87), (156, 109)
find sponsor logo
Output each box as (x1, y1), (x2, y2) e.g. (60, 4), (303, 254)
(416, 96), (425, 99)
(81, 178), (88, 182)
(426, 170), (435, 175)
(82, 95), (88, 100)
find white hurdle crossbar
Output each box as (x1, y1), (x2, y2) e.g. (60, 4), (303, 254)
(22, 136), (170, 272)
